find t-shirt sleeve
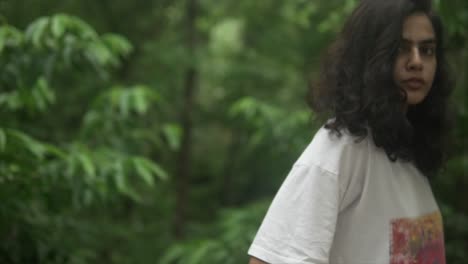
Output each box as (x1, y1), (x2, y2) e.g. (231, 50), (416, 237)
(248, 163), (340, 264)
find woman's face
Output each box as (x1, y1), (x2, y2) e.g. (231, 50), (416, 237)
(393, 12), (437, 106)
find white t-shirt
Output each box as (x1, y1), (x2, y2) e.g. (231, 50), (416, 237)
(248, 126), (445, 264)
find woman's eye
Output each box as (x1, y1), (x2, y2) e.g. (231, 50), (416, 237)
(421, 46), (436, 56)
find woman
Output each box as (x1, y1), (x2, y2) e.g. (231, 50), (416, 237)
(248, 0), (452, 263)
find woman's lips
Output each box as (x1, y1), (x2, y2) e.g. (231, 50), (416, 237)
(403, 78), (425, 89)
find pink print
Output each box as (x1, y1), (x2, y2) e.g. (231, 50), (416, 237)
(390, 211), (445, 264)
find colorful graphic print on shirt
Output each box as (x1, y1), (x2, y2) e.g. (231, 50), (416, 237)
(390, 211), (445, 264)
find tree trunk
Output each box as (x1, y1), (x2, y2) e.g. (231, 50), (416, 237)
(174, 0), (198, 239)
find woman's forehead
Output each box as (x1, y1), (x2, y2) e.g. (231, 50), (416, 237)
(401, 13), (436, 42)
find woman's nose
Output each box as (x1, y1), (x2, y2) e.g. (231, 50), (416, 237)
(407, 48), (423, 71)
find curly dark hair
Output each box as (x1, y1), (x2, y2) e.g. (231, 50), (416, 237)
(308, 0), (453, 178)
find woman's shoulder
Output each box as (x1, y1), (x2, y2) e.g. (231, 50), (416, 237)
(295, 125), (371, 175)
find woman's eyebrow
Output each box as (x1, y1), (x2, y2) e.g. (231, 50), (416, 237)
(401, 38), (437, 45)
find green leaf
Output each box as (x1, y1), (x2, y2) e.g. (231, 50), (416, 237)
(82, 111), (101, 130)
(51, 14), (66, 38)
(7, 129), (46, 159)
(69, 16), (98, 40)
(77, 152), (96, 180)
(25, 17), (50, 48)
(109, 86), (123, 106)
(36, 77), (55, 103)
(0, 28), (6, 53)
(132, 86), (149, 114)
(119, 89), (130, 117)
(30, 77), (55, 112)
(0, 25), (23, 53)
(159, 244), (185, 264)
(132, 157), (155, 186)
(101, 33), (133, 57)
(135, 157), (168, 181)
(228, 97), (256, 118)
(43, 144), (66, 159)
(0, 128), (6, 152)
(187, 240), (219, 264)
(113, 161), (141, 201)
(85, 41), (113, 67)
(114, 162), (127, 193)
(162, 123), (182, 151)
(63, 37), (75, 66)
(31, 83), (46, 111)
(210, 18), (245, 56)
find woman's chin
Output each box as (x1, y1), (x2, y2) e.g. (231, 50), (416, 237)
(406, 95), (427, 105)
(405, 89), (429, 105)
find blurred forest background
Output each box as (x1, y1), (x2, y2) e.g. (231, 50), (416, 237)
(0, 0), (467, 263)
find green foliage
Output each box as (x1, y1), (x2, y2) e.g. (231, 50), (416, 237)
(229, 96), (314, 156)
(22, 14), (132, 68)
(0, 13), (168, 264)
(159, 200), (270, 264)
(0, 25), (23, 52)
